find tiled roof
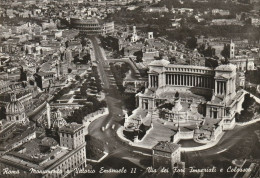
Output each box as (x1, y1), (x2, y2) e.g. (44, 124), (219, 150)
(153, 141), (180, 153)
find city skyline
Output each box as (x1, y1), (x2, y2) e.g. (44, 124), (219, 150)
(0, 0), (260, 177)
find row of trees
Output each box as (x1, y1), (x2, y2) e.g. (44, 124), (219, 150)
(66, 67), (106, 124)
(66, 99), (107, 124)
(80, 67), (102, 96)
(109, 63), (137, 115)
(51, 83), (77, 102)
(109, 63), (131, 92)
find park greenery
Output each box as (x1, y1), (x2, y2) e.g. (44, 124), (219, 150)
(73, 53), (91, 64)
(109, 63), (130, 92)
(245, 69), (260, 85)
(235, 93), (260, 122)
(157, 0), (254, 14)
(99, 35), (119, 52)
(66, 68), (106, 124)
(245, 69), (260, 98)
(50, 66), (106, 124)
(106, 0), (260, 44)
(109, 63), (137, 115)
(51, 83), (77, 102)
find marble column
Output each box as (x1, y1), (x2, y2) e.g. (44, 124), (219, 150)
(220, 82), (222, 94)
(154, 76), (157, 87)
(149, 75), (151, 88)
(222, 82), (225, 94)
(150, 76), (152, 87)
(152, 75), (154, 87)
(224, 82), (227, 94)
(218, 82), (221, 94)
(215, 81), (218, 94)
(226, 80), (229, 94)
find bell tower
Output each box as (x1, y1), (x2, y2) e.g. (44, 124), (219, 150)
(230, 40), (235, 58)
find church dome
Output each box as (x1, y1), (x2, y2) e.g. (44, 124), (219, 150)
(6, 93), (25, 115)
(52, 110), (67, 128)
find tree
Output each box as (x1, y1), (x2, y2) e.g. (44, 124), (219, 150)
(133, 50), (143, 63)
(186, 36), (197, 49)
(242, 94), (254, 110)
(0, 106), (6, 120)
(205, 58), (218, 68)
(80, 82), (88, 97)
(75, 75), (81, 81)
(221, 44), (230, 59)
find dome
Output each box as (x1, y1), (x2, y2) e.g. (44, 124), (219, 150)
(52, 110), (67, 128)
(6, 93), (25, 115)
(52, 117), (67, 128)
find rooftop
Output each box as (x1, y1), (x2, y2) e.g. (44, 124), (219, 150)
(153, 141), (180, 153)
(215, 64), (236, 72)
(0, 123), (37, 151)
(59, 123), (84, 133)
(149, 59), (170, 67)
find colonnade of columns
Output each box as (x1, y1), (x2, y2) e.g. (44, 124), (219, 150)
(165, 74), (213, 88)
(215, 81), (227, 95)
(149, 75), (158, 88)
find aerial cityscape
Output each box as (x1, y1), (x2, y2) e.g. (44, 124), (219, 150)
(0, 0), (260, 177)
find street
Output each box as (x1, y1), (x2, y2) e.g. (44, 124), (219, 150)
(84, 37), (260, 178)
(78, 37), (152, 178)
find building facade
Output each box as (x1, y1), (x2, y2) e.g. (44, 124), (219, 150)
(70, 17), (114, 36)
(0, 123), (87, 178)
(137, 60), (245, 128)
(70, 17), (102, 35)
(152, 141), (181, 170)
